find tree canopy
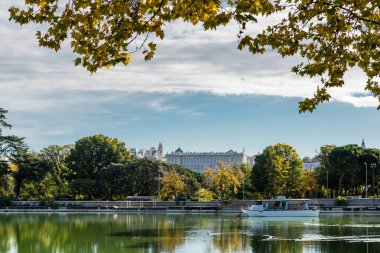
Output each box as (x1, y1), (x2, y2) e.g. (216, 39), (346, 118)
(66, 134), (132, 179)
(204, 162), (244, 200)
(0, 108), (25, 170)
(9, 1), (380, 112)
(0, 108), (25, 197)
(11, 148), (54, 198)
(251, 143), (303, 198)
(315, 144), (380, 197)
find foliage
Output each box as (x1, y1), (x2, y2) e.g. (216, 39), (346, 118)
(0, 108), (25, 196)
(195, 188), (214, 202)
(40, 144), (73, 196)
(67, 134), (132, 179)
(238, 1), (380, 112)
(40, 144), (72, 167)
(236, 163), (253, 199)
(12, 149), (53, 197)
(160, 171), (186, 200)
(204, 162), (244, 200)
(334, 196), (347, 206)
(70, 157), (206, 200)
(66, 135), (132, 199)
(0, 195), (11, 207)
(251, 143), (303, 198)
(128, 158), (162, 197)
(0, 173), (14, 197)
(20, 173), (58, 201)
(160, 162), (207, 197)
(315, 144), (380, 197)
(9, 2), (380, 111)
(314, 145), (336, 187)
(361, 148), (380, 195)
(328, 144), (364, 195)
(0, 108), (25, 159)
(301, 169), (319, 198)
(97, 163), (134, 200)
(250, 192), (264, 200)
(69, 179), (98, 200)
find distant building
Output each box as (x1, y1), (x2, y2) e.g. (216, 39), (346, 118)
(247, 156), (255, 167)
(129, 143), (165, 161)
(129, 148), (138, 157)
(157, 142), (164, 160)
(361, 138), (366, 149)
(165, 148), (252, 173)
(303, 162), (320, 170)
(144, 146), (157, 159)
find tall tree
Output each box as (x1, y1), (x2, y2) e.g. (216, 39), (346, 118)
(0, 108), (25, 196)
(236, 163), (253, 199)
(160, 162), (207, 197)
(314, 145), (336, 197)
(67, 134), (132, 179)
(9, 1), (380, 111)
(251, 143), (303, 198)
(40, 144), (73, 196)
(301, 169), (319, 198)
(128, 158), (162, 197)
(0, 109), (24, 173)
(204, 162), (244, 200)
(160, 171), (186, 200)
(67, 134), (132, 199)
(328, 144), (364, 195)
(0, 164), (15, 196)
(98, 163), (133, 200)
(359, 148), (380, 195)
(12, 149), (53, 198)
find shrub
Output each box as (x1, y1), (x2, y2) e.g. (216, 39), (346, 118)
(195, 188), (214, 202)
(334, 196), (347, 206)
(0, 195), (11, 207)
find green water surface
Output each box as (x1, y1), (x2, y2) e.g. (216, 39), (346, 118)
(0, 213), (379, 253)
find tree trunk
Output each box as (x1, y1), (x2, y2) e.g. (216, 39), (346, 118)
(338, 174), (345, 195)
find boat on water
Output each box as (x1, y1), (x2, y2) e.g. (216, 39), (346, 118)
(241, 197), (319, 217)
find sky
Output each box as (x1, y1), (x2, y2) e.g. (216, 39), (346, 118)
(0, 2), (379, 158)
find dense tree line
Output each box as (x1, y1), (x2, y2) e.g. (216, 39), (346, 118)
(251, 143), (380, 199)
(315, 145), (380, 197)
(0, 109), (209, 201)
(250, 143), (319, 199)
(1, 108), (380, 203)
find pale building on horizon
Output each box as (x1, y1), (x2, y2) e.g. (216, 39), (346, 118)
(165, 147), (253, 173)
(129, 143), (165, 161)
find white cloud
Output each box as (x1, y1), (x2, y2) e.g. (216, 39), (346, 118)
(0, 1), (378, 111)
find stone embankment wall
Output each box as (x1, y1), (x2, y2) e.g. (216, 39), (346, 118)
(10, 198), (380, 209)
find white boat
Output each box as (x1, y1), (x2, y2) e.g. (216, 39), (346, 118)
(241, 197), (319, 217)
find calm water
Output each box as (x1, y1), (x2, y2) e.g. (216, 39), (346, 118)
(0, 213), (379, 253)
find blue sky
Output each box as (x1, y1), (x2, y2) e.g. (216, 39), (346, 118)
(1, 2), (379, 157)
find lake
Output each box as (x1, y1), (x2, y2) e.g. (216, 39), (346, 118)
(0, 213), (379, 253)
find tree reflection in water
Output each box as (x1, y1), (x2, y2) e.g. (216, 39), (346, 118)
(210, 217), (250, 253)
(247, 216), (380, 253)
(0, 213), (190, 253)
(0, 214), (380, 253)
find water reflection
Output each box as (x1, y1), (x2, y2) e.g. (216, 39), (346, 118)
(0, 213), (379, 253)
(244, 216), (380, 253)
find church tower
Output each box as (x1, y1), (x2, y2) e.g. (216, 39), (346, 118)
(158, 142), (164, 158)
(361, 139), (366, 149)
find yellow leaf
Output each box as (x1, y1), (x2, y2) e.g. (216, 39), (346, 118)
(144, 51), (154, 61)
(105, 64), (111, 69)
(38, 1), (47, 8)
(124, 55), (132, 65)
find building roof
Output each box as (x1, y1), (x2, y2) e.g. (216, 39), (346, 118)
(174, 147), (183, 153)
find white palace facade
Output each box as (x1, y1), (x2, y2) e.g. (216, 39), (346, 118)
(165, 148), (253, 173)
